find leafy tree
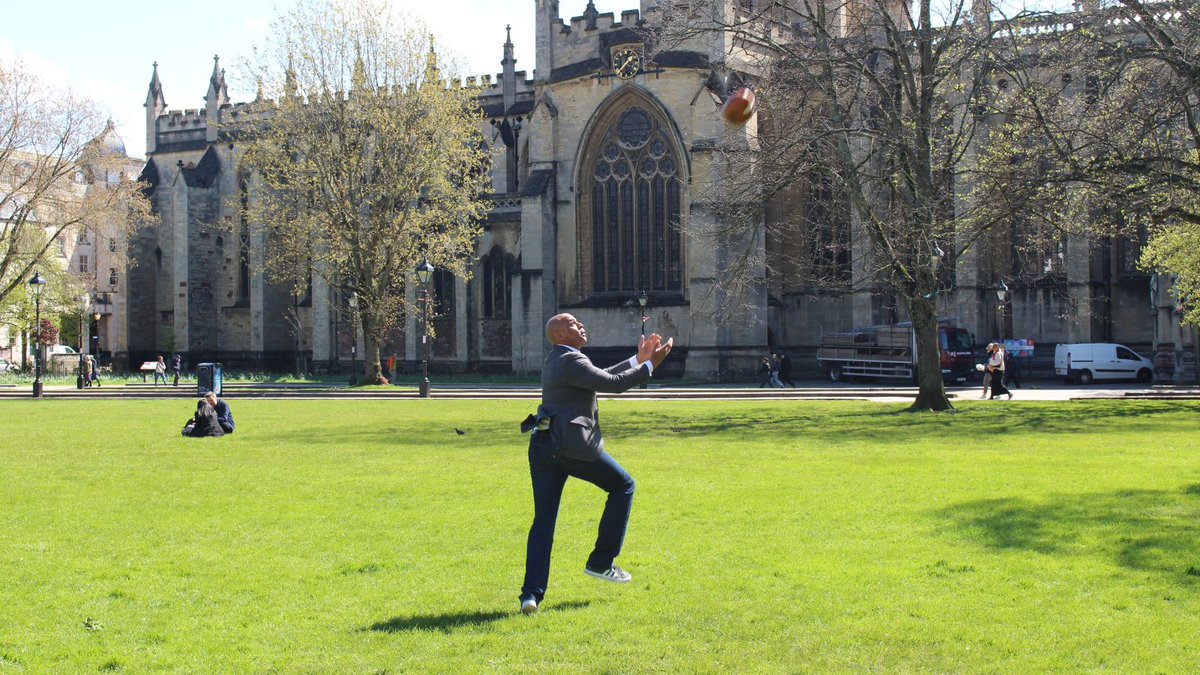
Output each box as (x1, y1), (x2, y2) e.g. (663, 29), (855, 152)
(236, 0), (489, 384)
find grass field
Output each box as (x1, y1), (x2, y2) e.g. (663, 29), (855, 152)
(1, 398), (1198, 672)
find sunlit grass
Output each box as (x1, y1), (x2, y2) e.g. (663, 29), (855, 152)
(1, 399), (1198, 671)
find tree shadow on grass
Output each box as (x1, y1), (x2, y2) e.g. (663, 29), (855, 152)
(366, 599), (592, 633)
(937, 484), (1200, 582)
(610, 400), (1199, 446)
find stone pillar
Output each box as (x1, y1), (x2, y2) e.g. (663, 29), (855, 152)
(1064, 232), (1094, 343)
(171, 165), (190, 352)
(311, 270), (332, 367)
(682, 105), (768, 380)
(248, 175), (266, 354)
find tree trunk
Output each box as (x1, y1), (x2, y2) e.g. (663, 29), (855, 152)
(360, 312), (384, 385)
(908, 295), (954, 411)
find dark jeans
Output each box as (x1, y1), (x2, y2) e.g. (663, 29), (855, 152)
(990, 370), (1011, 398)
(521, 433), (635, 603)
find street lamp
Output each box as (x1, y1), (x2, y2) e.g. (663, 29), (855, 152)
(995, 280), (1010, 340)
(77, 293), (89, 389)
(348, 291), (359, 386)
(28, 272), (47, 398)
(638, 291), (648, 389)
(416, 260), (434, 398)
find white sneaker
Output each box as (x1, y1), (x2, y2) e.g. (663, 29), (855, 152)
(520, 597), (538, 615)
(584, 565), (632, 583)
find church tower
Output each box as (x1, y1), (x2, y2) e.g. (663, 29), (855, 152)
(144, 62), (166, 155)
(205, 55), (228, 143)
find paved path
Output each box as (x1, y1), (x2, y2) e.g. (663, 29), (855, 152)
(2, 381), (1196, 401)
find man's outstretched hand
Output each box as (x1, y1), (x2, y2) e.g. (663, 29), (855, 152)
(637, 333), (674, 369)
(637, 334), (661, 364)
(650, 337), (673, 368)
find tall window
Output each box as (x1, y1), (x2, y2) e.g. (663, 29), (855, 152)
(78, 255), (89, 273)
(432, 268), (455, 317)
(238, 176), (251, 302)
(482, 247), (513, 318)
(580, 104), (684, 295)
(805, 169), (851, 282)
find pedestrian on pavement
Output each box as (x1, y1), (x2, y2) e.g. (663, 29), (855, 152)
(757, 357), (774, 388)
(778, 352), (796, 388)
(172, 354), (182, 386)
(88, 355), (101, 387)
(988, 343), (1012, 400)
(154, 355), (167, 386)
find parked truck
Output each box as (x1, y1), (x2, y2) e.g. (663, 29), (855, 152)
(817, 321), (975, 384)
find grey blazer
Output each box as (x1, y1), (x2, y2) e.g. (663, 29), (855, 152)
(539, 345), (651, 461)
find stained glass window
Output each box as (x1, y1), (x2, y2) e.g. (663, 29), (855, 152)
(582, 106), (684, 294)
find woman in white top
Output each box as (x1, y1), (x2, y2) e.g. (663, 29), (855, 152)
(987, 344), (1012, 400)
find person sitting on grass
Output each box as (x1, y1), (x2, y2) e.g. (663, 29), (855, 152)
(205, 392), (234, 435)
(182, 399), (225, 438)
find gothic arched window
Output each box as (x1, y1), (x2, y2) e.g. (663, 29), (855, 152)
(432, 268), (455, 317)
(579, 104), (684, 295)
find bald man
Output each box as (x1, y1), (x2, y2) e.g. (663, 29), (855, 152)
(519, 313), (672, 615)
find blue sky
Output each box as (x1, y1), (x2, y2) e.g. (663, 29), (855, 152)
(1, 0), (540, 158)
(3, 0), (1073, 159)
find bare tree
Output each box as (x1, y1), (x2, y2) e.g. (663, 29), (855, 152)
(0, 59), (152, 311)
(236, 0), (490, 384)
(654, 0), (1052, 410)
(986, 0), (1200, 327)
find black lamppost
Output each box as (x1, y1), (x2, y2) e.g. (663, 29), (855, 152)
(638, 290), (648, 389)
(28, 272), (47, 398)
(995, 280), (1010, 341)
(416, 260), (434, 398)
(348, 291), (359, 386)
(76, 293), (88, 389)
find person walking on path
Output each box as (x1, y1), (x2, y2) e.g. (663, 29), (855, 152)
(778, 352), (796, 388)
(154, 355), (167, 386)
(769, 354), (784, 388)
(172, 354), (182, 386)
(988, 343), (1012, 400)
(757, 357), (774, 388)
(518, 313), (673, 615)
(87, 355), (101, 387)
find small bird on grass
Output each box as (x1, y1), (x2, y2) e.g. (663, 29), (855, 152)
(455, 428), (466, 436)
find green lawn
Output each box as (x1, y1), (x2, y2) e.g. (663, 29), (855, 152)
(1, 399), (1198, 671)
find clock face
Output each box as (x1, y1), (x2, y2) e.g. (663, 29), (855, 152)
(613, 48), (641, 80)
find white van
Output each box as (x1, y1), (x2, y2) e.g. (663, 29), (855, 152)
(1054, 343), (1153, 384)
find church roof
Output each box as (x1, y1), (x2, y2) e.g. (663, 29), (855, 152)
(181, 146), (222, 188)
(138, 158), (160, 197)
(520, 168), (554, 197)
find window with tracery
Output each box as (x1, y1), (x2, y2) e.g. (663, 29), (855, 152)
(580, 105), (684, 295)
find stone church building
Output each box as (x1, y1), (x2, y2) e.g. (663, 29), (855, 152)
(128, 0), (1197, 381)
